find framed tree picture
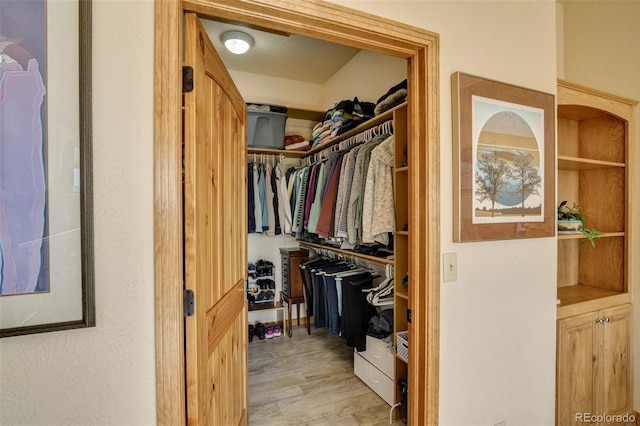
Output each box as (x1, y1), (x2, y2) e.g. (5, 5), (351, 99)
(451, 72), (555, 242)
(0, 0), (94, 337)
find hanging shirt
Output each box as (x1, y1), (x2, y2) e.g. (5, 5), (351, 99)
(276, 162), (292, 234)
(362, 135), (395, 245)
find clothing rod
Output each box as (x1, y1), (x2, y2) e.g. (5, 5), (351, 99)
(306, 119), (394, 165)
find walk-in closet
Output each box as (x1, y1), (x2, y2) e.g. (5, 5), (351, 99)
(201, 17), (410, 424)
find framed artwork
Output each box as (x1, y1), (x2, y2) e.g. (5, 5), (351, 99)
(452, 72), (555, 242)
(0, 0), (94, 337)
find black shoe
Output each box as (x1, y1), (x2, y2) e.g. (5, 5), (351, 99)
(255, 322), (266, 340)
(248, 324), (254, 342)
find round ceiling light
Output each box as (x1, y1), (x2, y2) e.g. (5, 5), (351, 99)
(220, 30), (254, 55)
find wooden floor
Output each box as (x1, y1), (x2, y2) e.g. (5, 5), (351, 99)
(249, 324), (406, 425)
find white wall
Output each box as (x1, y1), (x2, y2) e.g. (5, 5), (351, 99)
(559, 0), (640, 411)
(0, 1), (157, 425)
(332, 1), (558, 425)
(322, 50), (407, 107)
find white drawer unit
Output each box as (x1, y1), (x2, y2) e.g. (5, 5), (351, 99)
(358, 335), (394, 378)
(353, 336), (395, 406)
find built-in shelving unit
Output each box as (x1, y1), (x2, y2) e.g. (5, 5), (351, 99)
(555, 80), (637, 424)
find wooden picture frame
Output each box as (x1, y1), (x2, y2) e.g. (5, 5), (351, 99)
(0, 0), (94, 337)
(452, 72), (555, 242)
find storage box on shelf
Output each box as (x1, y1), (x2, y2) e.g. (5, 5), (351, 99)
(247, 105), (325, 157)
(555, 80), (637, 425)
(247, 103), (288, 149)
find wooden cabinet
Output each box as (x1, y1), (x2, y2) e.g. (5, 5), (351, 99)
(555, 81), (637, 425)
(556, 80), (636, 315)
(557, 304), (632, 425)
(279, 247), (309, 338)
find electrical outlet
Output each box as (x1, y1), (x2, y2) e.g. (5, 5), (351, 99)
(443, 252), (457, 282)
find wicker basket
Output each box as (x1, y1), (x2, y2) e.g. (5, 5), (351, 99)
(396, 331), (408, 362)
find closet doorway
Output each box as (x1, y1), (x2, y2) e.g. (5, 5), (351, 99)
(154, 1), (440, 424)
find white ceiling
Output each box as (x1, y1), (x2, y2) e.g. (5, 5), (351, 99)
(200, 19), (361, 84)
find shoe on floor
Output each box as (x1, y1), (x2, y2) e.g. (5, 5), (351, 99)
(255, 322), (266, 340)
(272, 324), (282, 338)
(265, 323), (275, 339)
(248, 324), (254, 343)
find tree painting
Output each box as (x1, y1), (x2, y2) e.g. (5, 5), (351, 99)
(475, 151), (511, 218)
(472, 97), (545, 224)
(509, 153), (541, 214)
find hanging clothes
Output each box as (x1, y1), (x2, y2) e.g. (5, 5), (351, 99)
(361, 134), (395, 245)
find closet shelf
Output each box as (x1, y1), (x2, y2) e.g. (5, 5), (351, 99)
(248, 147), (307, 158)
(297, 241), (394, 266)
(303, 102), (408, 158)
(395, 166), (409, 173)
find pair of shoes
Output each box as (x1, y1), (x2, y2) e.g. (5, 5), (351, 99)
(248, 263), (257, 278)
(256, 260), (274, 277)
(265, 323), (281, 339)
(248, 324), (254, 342)
(256, 278), (275, 289)
(254, 322), (266, 340)
(248, 293), (256, 308)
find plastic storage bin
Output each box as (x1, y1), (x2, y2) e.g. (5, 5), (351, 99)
(247, 103), (287, 149)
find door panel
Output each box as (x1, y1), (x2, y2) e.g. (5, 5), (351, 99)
(184, 12), (248, 426)
(557, 312), (597, 426)
(599, 305), (631, 417)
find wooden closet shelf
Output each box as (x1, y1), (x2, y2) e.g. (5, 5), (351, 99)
(303, 102), (407, 158)
(248, 147), (307, 158)
(297, 241), (394, 266)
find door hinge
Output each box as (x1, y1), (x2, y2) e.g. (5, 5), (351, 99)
(182, 66), (193, 93)
(407, 309), (412, 324)
(184, 289), (194, 317)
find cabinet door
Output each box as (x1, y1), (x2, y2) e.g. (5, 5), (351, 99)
(598, 304), (632, 418)
(557, 312), (598, 426)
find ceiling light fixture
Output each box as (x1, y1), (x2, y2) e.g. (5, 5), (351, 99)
(220, 30), (254, 55)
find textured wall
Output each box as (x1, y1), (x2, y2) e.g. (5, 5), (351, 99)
(0, 1), (157, 425)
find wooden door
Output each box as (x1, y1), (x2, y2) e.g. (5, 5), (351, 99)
(598, 304), (632, 418)
(183, 12), (248, 426)
(557, 312), (598, 426)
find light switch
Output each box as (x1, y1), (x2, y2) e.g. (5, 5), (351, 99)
(443, 252), (457, 282)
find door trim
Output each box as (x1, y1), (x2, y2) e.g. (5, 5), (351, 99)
(154, 1), (440, 424)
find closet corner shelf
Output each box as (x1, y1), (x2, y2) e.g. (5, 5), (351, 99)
(303, 102), (408, 159)
(297, 241), (394, 266)
(286, 106), (326, 122)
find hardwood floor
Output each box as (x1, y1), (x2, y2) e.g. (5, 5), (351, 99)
(249, 324), (406, 425)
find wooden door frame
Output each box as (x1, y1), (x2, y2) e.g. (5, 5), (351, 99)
(154, 1), (440, 424)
